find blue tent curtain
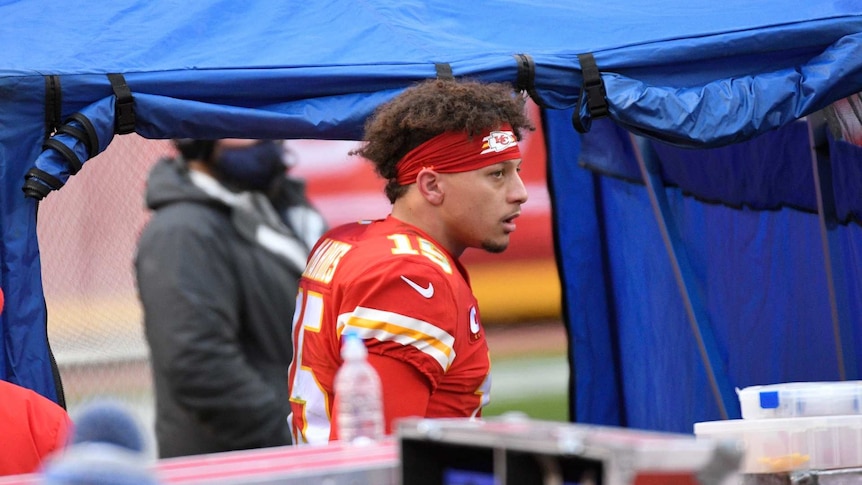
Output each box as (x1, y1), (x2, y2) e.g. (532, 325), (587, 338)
(548, 108), (862, 432)
(832, 135), (862, 224)
(0, 77), (59, 401)
(579, 118), (862, 220)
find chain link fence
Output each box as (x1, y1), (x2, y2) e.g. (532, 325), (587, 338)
(38, 134), (173, 439)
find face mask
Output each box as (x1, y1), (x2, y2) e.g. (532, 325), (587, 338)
(213, 141), (285, 192)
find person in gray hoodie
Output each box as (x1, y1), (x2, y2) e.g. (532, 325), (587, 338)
(135, 139), (326, 458)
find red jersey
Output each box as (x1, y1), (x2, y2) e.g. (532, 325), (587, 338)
(288, 216), (491, 444)
(0, 380), (71, 475)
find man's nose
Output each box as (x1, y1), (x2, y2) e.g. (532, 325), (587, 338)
(510, 173), (528, 204)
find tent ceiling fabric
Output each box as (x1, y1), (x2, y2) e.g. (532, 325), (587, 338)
(1, 1), (860, 146)
(3, 1), (854, 72)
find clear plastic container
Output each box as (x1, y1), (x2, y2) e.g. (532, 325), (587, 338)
(695, 415), (862, 474)
(737, 381), (862, 420)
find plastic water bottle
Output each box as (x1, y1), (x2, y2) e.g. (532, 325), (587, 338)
(333, 333), (384, 445)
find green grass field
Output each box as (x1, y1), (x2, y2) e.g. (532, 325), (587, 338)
(484, 391), (569, 422)
(483, 352), (570, 423)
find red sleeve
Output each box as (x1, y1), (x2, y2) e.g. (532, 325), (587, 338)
(0, 381), (71, 475)
(35, 404), (73, 459)
(368, 353), (432, 435)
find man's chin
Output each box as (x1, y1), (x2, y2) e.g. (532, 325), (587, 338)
(481, 239), (509, 254)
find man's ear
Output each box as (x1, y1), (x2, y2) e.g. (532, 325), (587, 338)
(416, 168), (444, 205)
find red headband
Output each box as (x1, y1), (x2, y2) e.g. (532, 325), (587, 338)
(395, 124), (521, 185)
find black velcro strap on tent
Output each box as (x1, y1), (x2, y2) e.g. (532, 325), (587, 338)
(44, 75), (62, 140)
(43, 138), (83, 175)
(435, 63), (454, 80)
(22, 178), (52, 201)
(56, 124), (88, 150)
(25, 167), (65, 190)
(513, 53), (545, 107)
(22, 167), (64, 200)
(108, 73), (136, 134)
(515, 54), (534, 92)
(573, 53), (608, 133)
(62, 113), (99, 158)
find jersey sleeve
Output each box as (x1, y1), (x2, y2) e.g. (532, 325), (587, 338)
(339, 258), (459, 392)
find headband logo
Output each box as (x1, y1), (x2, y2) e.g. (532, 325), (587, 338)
(480, 130), (518, 155)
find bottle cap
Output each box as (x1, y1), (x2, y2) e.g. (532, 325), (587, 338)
(341, 331), (367, 360)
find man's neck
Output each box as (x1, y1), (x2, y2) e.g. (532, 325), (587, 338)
(391, 200), (464, 258)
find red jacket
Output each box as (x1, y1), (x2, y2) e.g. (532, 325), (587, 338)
(0, 380), (72, 476)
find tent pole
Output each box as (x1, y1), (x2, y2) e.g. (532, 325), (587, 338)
(808, 113), (857, 380)
(629, 133), (736, 420)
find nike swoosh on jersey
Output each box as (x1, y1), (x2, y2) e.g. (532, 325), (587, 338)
(401, 275), (434, 298)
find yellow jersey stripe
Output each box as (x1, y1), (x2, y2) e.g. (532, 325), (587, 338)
(337, 307), (456, 370)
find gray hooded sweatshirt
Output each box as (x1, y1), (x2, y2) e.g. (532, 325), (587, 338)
(135, 157), (323, 458)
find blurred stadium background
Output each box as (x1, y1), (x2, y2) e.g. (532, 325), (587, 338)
(36, 101), (567, 454)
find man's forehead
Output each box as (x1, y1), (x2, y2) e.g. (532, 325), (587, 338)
(463, 158), (523, 173)
(492, 158), (523, 167)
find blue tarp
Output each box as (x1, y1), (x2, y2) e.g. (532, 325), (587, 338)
(549, 108), (862, 431)
(1, 0), (861, 432)
(580, 118), (862, 222)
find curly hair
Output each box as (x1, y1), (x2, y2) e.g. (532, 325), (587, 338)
(351, 79), (535, 202)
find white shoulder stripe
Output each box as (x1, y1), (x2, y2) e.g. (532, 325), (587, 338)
(337, 307), (456, 370)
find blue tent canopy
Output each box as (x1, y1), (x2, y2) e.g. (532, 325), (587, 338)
(2, 0), (861, 432)
(4, 1), (861, 145)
